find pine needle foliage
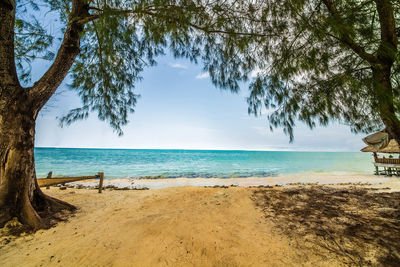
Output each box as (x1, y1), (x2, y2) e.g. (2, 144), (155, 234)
(244, 0), (400, 140)
(16, 0), (263, 135)
(14, 0), (400, 140)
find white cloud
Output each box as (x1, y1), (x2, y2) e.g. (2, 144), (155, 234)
(195, 72), (210, 79)
(169, 62), (188, 69)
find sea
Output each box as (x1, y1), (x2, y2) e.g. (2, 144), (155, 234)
(34, 148), (374, 179)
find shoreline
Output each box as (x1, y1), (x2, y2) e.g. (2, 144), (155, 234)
(63, 173), (399, 190)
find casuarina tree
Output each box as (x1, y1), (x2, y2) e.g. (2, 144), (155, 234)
(0, 0), (262, 229)
(244, 0), (400, 142)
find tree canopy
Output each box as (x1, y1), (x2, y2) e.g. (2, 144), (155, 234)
(15, 0), (265, 134)
(14, 0), (400, 140)
(244, 0), (400, 140)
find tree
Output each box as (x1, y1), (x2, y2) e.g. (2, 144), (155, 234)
(243, 0), (400, 142)
(0, 0), (262, 229)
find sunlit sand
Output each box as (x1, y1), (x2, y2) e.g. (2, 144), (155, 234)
(1, 177), (400, 266)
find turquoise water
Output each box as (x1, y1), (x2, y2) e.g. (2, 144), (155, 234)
(34, 148), (373, 179)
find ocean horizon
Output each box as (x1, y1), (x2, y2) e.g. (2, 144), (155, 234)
(34, 147), (373, 179)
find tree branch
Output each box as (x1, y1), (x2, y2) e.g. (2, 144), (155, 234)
(86, 6), (273, 38)
(0, 0), (19, 90)
(29, 0), (90, 111)
(322, 0), (379, 65)
(91, 21), (104, 70)
(374, 0), (398, 64)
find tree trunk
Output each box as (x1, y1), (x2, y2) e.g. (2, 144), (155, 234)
(372, 66), (400, 144)
(0, 0), (89, 230)
(0, 89), (76, 230)
(373, 0), (400, 143)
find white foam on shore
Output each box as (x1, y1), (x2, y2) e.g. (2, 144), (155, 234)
(65, 173), (400, 190)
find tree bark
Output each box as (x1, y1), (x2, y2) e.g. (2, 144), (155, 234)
(372, 66), (400, 144)
(0, 0), (89, 229)
(0, 92), (76, 229)
(373, 0), (400, 144)
(0, 90), (37, 227)
(0, 0), (19, 93)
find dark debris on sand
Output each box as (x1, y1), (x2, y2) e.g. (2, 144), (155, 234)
(0, 218), (33, 248)
(252, 186), (400, 266)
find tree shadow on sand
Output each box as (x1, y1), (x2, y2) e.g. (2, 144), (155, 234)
(252, 186), (400, 266)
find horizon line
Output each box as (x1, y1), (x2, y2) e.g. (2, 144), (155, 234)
(34, 146), (363, 153)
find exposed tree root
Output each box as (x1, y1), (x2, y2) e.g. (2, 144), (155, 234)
(30, 178), (76, 229)
(0, 179), (76, 231)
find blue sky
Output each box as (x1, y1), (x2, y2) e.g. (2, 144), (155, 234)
(33, 52), (367, 151)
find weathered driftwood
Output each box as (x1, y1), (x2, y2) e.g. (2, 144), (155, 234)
(37, 172), (105, 193)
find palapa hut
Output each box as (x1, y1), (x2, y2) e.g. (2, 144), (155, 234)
(361, 131), (400, 176)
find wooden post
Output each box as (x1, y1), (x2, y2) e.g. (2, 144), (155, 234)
(375, 166), (379, 175)
(373, 153), (379, 175)
(46, 171), (53, 189)
(98, 172), (104, 193)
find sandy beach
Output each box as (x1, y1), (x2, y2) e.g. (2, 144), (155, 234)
(2, 0), (399, 265)
(1, 176), (400, 266)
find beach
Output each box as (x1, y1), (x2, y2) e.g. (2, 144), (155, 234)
(1, 175), (400, 266)
(3, 1), (399, 266)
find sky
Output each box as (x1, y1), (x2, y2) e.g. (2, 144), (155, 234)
(33, 52), (368, 152)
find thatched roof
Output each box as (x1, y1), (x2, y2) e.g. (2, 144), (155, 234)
(361, 139), (400, 153)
